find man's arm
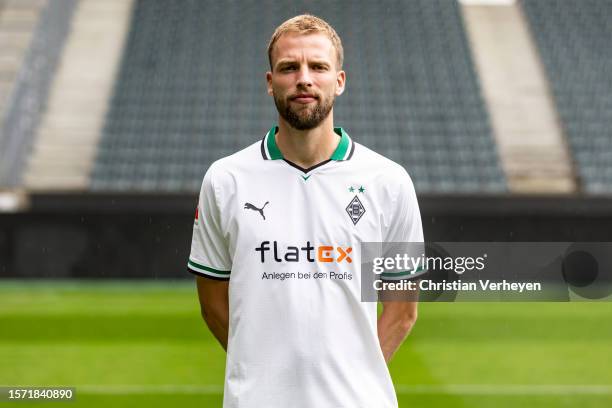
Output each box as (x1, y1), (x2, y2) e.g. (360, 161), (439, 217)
(377, 299), (418, 363)
(195, 275), (230, 351)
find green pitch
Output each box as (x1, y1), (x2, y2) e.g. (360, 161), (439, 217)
(1, 280), (611, 407)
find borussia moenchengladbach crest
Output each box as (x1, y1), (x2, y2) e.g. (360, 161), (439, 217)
(346, 195), (366, 225)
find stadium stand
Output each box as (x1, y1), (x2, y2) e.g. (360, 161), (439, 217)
(2, 0), (612, 283)
(0, 0), (76, 188)
(90, 0), (506, 193)
(0, 0), (47, 179)
(24, 0), (134, 190)
(0, 1), (45, 112)
(522, 0), (612, 194)
(461, 1), (576, 193)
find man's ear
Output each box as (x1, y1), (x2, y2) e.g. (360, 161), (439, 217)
(266, 71), (273, 96)
(335, 70), (346, 96)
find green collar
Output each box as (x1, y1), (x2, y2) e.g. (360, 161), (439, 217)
(261, 125), (354, 161)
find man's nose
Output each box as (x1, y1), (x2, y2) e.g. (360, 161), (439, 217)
(296, 66), (313, 87)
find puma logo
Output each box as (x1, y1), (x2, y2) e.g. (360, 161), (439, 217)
(244, 201), (269, 220)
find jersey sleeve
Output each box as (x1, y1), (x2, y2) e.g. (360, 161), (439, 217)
(381, 169), (425, 281)
(187, 167), (232, 280)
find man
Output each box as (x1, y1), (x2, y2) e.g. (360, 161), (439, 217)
(188, 14), (423, 408)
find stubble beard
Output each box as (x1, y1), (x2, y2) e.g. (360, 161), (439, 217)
(274, 92), (335, 131)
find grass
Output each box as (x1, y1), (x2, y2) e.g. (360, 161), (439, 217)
(1, 280), (611, 407)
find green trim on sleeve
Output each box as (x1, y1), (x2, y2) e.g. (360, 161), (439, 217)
(380, 266), (425, 279)
(188, 259), (231, 278)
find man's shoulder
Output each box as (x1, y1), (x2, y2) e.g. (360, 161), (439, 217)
(206, 139), (264, 178)
(352, 142), (411, 182)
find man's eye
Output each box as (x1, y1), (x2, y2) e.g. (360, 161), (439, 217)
(313, 65), (327, 71)
(281, 66), (296, 72)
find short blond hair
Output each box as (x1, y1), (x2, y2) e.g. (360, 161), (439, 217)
(267, 14), (344, 70)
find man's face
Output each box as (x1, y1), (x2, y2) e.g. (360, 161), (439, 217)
(267, 33), (345, 130)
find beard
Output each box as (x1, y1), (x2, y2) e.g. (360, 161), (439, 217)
(273, 91), (334, 130)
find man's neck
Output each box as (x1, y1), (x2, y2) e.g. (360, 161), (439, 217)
(275, 114), (339, 169)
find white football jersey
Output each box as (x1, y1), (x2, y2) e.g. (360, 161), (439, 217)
(188, 126), (423, 408)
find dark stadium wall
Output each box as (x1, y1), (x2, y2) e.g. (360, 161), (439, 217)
(1, 194), (611, 279)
